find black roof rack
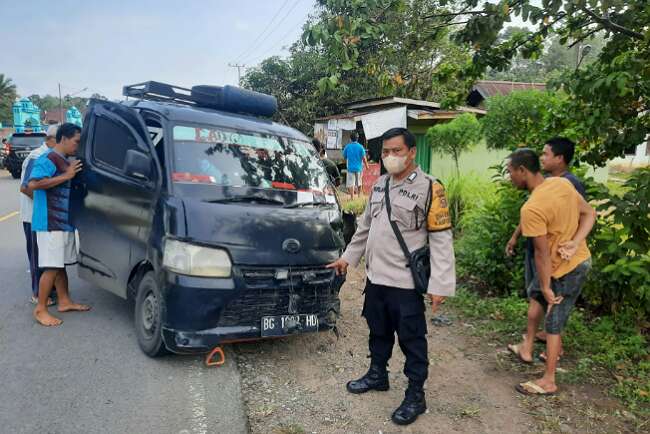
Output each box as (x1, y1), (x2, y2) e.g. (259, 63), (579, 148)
(123, 81), (198, 106)
(122, 81), (278, 118)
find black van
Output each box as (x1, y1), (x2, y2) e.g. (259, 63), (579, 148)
(71, 82), (345, 357)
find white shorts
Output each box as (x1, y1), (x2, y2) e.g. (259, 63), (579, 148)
(37, 231), (78, 269)
(346, 171), (362, 188)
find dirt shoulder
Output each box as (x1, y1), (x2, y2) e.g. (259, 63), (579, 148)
(234, 266), (635, 434)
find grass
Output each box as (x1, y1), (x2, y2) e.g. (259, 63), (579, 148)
(338, 194), (368, 215)
(447, 287), (649, 417)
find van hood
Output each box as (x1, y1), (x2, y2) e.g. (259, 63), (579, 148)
(179, 198), (345, 266)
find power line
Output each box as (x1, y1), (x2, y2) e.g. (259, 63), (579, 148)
(233, 0), (291, 63)
(228, 63), (247, 86)
(243, 13), (310, 65)
(236, 0), (304, 64)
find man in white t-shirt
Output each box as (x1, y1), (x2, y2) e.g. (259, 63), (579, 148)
(19, 124), (58, 305)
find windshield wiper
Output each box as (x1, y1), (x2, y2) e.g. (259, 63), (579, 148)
(283, 201), (332, 209)
(206, 195), (285, 205)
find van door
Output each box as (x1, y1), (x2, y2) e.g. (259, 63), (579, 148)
(71, 101), (159, 298)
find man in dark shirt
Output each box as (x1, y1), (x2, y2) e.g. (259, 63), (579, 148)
(320, 148), (340, 185)
(506, 137), (586, 363)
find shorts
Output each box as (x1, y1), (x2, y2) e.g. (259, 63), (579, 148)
(36, 231), (78, 269)
(527, 258), (591, 334)
(346, 171), (362, 188)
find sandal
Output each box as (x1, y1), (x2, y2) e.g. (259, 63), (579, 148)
(29, 296), (56, 307)
(507, 343), (533, 364)
(538, 352), (562, 363)
(515, 381), (556, 396)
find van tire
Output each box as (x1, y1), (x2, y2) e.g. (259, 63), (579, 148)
(10, 169), (21, 179)
(134, 271), (169, 357)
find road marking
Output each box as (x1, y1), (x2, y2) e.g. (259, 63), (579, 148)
(0, 211), (19, 222)
(186, 361), (209, 434)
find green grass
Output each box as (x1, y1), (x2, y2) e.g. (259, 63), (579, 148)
(448, 287), (649, 415)
(339, 195), (368, 216)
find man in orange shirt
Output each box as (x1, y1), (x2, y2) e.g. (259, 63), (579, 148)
(506, 148), (596, 395)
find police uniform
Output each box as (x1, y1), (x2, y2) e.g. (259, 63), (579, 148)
(340, 165), (455, 422)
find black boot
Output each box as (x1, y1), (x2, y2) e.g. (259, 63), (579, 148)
(391, 387), (426, 425)
(346, 364), (389, 394)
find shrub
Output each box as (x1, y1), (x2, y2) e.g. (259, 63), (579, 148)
(455, 170), (527, 295)
(583, 167), (650, 317)
(427, 113), (482, 176)
(339, 195), (368, 216)
(444, 173), (496, 231)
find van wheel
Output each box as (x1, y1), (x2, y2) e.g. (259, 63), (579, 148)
(10, 170), (20, 179)
(134, 271), (169, 357)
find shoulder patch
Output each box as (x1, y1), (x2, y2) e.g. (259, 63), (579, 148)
(427, 181), (452, 232)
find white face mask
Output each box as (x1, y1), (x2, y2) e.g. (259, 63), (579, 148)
(382, 154), (409, 174)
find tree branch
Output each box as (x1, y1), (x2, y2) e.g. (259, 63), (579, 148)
(568, 26), (604, 48)
(579, 7), (644, 40)
(423, 10), (486, 19)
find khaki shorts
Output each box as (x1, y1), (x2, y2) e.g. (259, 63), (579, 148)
(346, 171), (362, 188)
(37, 231), (78, 269)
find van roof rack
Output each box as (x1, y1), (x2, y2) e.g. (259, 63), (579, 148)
(123, 81), (198, 106)
(122, 81), (278, 118)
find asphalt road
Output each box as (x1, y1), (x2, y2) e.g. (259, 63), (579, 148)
(0, 170), (248, 434)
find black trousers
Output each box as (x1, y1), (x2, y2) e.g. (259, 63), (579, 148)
(362, 280), (428, 387)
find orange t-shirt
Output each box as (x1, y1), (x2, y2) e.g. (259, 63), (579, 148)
(520, 177), (591, 279)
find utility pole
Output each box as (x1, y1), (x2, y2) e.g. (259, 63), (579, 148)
(228, 63), (246, 86)
(58, 83), (63, 123)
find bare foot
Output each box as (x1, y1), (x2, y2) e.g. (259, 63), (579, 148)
(57, 302), (91, 313)
(34, 309), (63, 327)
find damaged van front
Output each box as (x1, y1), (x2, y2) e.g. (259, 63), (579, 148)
(72, 82), (345, 357)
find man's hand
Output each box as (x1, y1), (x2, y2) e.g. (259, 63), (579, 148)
(558, 240), (578, 261)
(542, 287), (563, 314)
(64, 160), (83, 180)
(429, 294), (446, 315)
(505, 235), (518, 257)
(326, 258), (349, 276)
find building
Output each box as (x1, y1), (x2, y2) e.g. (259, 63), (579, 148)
(313, 96), (484, 174)
(466, 80), (547, 108)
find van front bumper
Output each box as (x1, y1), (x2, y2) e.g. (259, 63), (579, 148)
(160, 266), (344, 354)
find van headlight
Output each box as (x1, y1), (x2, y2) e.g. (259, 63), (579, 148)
(163, 239), (232, 277)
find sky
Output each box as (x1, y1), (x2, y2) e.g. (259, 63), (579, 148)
(3, 0), (316, 99)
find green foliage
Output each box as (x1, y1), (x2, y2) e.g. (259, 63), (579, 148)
(583, 168), (650, 316)
(339, 195), (368, 216)
(0, 74), (17, 125)
(434, 0), (650, 166)
(454, 169), (527, 296)
(303, 0), (474, 102)
(444, 172), (496, 230)
(427, 113), (481, 176)
(448, 288), (649, 414)
(480, 90), (563, 151)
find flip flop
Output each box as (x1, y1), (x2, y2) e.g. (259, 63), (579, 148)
(538, 352), (562, 363)
(507, 344), (534, 364)
(515, 381), (556, 396)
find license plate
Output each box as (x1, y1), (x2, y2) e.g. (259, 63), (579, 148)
(17, 151), (30, 158)
(261, 314), (318, 337)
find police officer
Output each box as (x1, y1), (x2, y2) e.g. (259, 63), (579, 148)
(327, 127), (455, 426)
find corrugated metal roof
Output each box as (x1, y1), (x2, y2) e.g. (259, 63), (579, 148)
(472, 80), (546, 99)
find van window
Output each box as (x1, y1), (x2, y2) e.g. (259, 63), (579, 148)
(93, 116), (138, 171)
(172, 124), (329, 192)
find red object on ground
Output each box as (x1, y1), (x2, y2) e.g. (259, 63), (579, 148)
(362, 163), (381, 195)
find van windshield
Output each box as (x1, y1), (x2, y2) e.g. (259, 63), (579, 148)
(172, 124), (329, 192)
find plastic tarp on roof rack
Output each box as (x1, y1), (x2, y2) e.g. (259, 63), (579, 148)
(123, 81), (278, 118)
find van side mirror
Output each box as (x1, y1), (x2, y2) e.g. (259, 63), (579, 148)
(124, 149), (152, 180)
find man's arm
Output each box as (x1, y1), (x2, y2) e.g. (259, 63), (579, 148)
(506, 223), (522, 256)
(532, 236), (563, 312)
(20, 184), (33, 199)
(28, 160), (82, 191)
(558, 193), (597, 260)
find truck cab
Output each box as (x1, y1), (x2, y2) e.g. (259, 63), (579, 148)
(71, 82), (345, 356)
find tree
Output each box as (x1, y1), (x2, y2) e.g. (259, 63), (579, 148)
(480, 90), (563, 152)
(303, 0), (473, 102)
(427, 113), (481, 176)
(0, 74), (17, 125)
(428, 0), (649, 166)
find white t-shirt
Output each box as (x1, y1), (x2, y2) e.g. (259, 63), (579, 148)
(19, 143), (49, 223)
